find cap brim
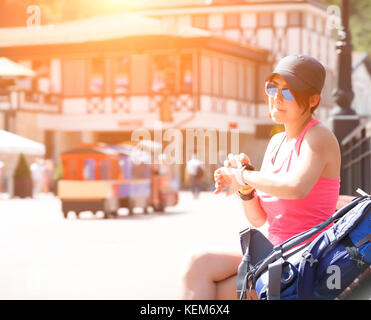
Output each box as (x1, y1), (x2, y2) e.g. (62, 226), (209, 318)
(267, 70), (311, 91)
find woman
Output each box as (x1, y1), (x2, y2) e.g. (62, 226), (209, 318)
(180, 54), (341, 300)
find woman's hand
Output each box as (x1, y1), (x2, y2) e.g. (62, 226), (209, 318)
(214, 166), (240, 196)
(224, 153), (252, 169)
(214, 153), (253, 196)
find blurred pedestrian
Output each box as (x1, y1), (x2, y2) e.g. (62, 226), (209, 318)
(186, 154), (204, 199)
(31, 158), (45, 197)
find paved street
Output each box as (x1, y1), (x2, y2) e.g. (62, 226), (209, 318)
(0, 191), (256, 300)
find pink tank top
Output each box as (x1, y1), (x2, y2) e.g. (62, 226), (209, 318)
(256, 120), (340, 246)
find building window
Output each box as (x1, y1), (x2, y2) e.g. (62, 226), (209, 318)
(32, 60), (50, 94)
(258, 64), (271, 102)
(224, 13), (240, 29)
(222, 60), (237, 99)
(151, 55), (176, 122)
(238, 63), (245, 101)
(316, 17), (324, 33)
(201, 56), (212, 95)
(180, 54), (193, 94)
(90, 58), (105, 94)
(192, 14), (208, 29)
(212, 57), (220, 96)
(114, 57), (130, 94)
(131, 55), (148, 95)
(288, 11), (302, 27)
(151, 55), (176, 95)
(246, 64), (255, 102)
(258, 12), (272, 28)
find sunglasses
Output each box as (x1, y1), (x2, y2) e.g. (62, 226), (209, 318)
(265, 82), (295, 101)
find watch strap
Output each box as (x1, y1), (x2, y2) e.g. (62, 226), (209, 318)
(238, 188), (256, 201)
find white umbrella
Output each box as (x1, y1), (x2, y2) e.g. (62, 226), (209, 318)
(0, 130), (45, 155)
(0, 57), (35, 77)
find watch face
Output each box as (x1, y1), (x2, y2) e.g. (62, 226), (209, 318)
(242, 163), (255, 171)
(239, 189), (255, 201)
(239, 187), (254, 195)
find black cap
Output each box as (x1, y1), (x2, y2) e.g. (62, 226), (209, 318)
(269, 54), (326, 93)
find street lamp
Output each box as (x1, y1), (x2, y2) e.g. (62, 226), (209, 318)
(328, 0), (359, 143)
(330, 0), (355, 116)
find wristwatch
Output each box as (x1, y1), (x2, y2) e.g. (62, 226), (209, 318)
(235, 163), (255, 186)
(238, 187), (256, 201)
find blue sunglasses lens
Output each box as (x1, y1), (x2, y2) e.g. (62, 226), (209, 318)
(265, 83), (295, 101)
(282, 89), (295, 101)
(266, 83), (278, 96)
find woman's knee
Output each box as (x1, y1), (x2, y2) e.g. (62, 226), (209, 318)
(182, 250), (240, 283)
(182, 251), (214, 283)
(180, 250), (242, 299)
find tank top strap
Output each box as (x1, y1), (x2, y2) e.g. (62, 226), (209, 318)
(270, 133), (286, 163)
(294, 119), (320, 156)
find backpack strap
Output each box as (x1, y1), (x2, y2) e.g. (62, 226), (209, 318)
(236, 229), (252, 299)
(296, 231), (330, 300)
(343, 236), (368, 269)
(267, 257), (285, 300)
(355, 233), (371, 247)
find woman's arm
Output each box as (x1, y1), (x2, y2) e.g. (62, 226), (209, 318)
(239, 195), (267, 228)
(241, 126), (340, 199)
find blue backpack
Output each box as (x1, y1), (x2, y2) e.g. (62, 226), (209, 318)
(236, 190), (371, 300)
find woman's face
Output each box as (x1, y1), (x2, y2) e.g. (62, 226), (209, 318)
(266, 74), (310, 124)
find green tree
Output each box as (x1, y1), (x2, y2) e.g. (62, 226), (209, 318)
(321, 0), (371, 53)
(13, 153), (31, 178)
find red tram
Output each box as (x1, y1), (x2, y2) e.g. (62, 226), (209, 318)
(57, 143), (178, 219)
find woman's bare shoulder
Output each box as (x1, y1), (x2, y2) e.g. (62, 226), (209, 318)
(303, 122), (341, 178)
(305, 122), (340, 152)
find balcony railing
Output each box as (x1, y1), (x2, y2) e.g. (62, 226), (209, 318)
(341, 118), (371, 195)
(22, 91), (61, 113)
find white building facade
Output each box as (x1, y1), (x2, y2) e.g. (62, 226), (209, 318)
(136, 0), (337, 119)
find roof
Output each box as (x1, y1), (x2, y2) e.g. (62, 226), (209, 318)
(0, 12), (268, 62)
(0, 57), (35, 77)
(0, 13), (211, 48)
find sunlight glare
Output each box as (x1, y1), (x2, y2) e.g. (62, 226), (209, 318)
(99, 0), (150, 10)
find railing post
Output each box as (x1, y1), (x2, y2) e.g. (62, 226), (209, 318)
(341, 120), (371, 195)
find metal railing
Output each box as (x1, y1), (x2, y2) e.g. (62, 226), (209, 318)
(341, 118), (371, 195)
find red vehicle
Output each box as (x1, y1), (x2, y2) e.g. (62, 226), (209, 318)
(150, 161), (178, 212)
(57, 143), (178, 219)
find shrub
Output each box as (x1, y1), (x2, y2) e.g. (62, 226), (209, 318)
(13, 153), (31, 178)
